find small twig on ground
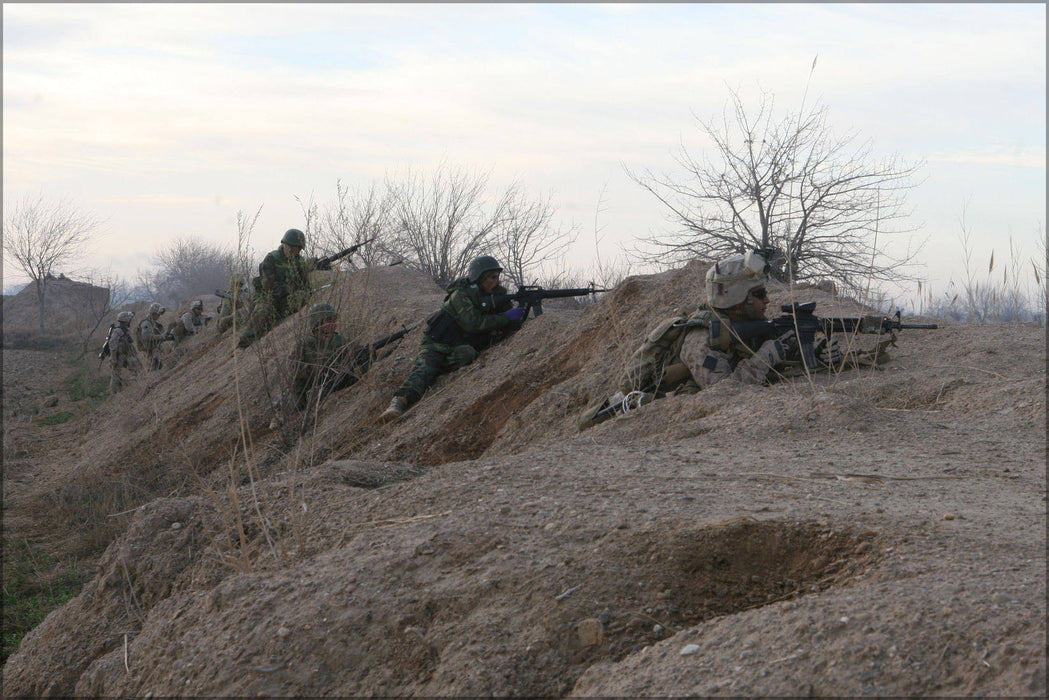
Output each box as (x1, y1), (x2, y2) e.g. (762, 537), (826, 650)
(555, 585), (581, 601)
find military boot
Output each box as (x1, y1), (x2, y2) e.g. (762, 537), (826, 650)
(379, 396), (408, 422)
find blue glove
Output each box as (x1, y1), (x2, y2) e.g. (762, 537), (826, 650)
(505, 307), (526, 323)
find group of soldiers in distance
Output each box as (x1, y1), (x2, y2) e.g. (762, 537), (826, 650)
(104, 226), (910, 428)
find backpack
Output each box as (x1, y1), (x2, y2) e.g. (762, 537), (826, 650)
(616, 308), (716, 394)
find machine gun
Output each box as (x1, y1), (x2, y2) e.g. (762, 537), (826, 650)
(480, 283), (606, 319)
(314, 237), (375, 271)
(729, 301), (938, 371)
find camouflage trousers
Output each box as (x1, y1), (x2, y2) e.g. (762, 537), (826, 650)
(237, 295), (301, 347)
(394, 344), (478, 405)
(110, 364), (140, 394)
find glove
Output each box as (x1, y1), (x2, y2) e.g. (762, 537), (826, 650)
(504, 307), (526, 323)
(759, 330), (796, 365)
(816, 337), (842, 366)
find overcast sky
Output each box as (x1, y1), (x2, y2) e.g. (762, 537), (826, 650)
(3, 3), (1045, 306)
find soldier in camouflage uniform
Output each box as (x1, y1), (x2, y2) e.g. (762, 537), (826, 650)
(289, 302), (364, 411)
(216, 277), (249, 334)
(108, 310), (142, 394)
(379, 255), (526, 421)
(138, 302), (169, 370)
(238, 228), (318, 349)
(580, 250), (842, 427)
(172, 299), (206, 344)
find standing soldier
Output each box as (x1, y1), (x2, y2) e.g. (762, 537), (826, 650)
(379, 255), (525, 421)
(172, 299), (207, 344)
(108, 310), (142, 394)
(137, 302), (169, 370)
(237, 228), (315, 349)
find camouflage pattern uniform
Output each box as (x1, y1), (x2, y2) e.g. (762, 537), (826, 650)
(172, 306), (204, 344)
(238, 247), (314, 347)
(139, 307), (168, 370)
(109, 317), (142, 394)
(290, 331), (363, 411)
(216, 282), (248, 334)
(393, 277), (515, 406)
(677, 306), (786, 388)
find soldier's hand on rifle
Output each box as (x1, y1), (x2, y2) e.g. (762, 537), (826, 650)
(760, 329), (797, 365)
(504, 306), (526, 323)
(816, 337), (842, 367)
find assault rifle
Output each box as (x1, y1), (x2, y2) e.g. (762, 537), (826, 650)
(315, 237), (375, 271)
(350, 324), (417, 375)
(481, 283), (606, 319)
(730, 301), (938, 371)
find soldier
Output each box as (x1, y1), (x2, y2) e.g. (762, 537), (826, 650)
(172, 299), (207, 344)
(288, 302), (365, 412)
(238, 228), (316, 349)
(216, 277), (249, 334)
(137, 302), (169, 370)
(580, 249), (841, 427)
(379, 255), (526, 421)
(107, 310), (142, 394)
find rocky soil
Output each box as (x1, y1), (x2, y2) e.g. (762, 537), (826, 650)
(2, 262), (1045, 697)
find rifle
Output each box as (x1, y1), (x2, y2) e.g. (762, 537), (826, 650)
(481, 283), (606, 318)
(730, 301), (938, 371)
(350, 324), (417, 374)
(315, 237), (375, 271)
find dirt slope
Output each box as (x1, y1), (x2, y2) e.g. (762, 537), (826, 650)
(2, 262), (1045, 697)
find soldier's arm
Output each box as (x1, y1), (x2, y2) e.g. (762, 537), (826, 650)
(447, 290), (510, 334)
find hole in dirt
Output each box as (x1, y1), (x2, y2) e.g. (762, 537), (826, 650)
(524, 518), (881, 696)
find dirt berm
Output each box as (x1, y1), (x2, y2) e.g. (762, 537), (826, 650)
(2, 261), (1045, 697)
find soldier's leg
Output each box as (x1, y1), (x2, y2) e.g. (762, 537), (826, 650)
(445, 344), (479, 371)
(393, 348), (449, 406)
(238, 301), (273, 348)
(110, 366), (124, 394)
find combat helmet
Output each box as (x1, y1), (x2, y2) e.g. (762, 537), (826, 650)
(281, 228), (307, 248)
(117, 310), (135, 324)
(467, 255), (502, 284)
(307, 302), (338, 330)
(705, 250), (770, 308)
(149, 302), (164, 315)
(190, 300), (204, 311)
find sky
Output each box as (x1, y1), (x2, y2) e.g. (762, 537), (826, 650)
(3, 3), (1045, 308)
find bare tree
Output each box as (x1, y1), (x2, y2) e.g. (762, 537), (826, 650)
(71, 268), (133, 354)
(315, 180), (392, 268)
(385, 163), (510, 287)
(2, 194), (102, 332)
(490, 182), (577, 289)
(148, 236), (233, 307)
(627, 88), (925, 295)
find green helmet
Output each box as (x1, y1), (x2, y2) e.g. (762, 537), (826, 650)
(467, 255), (502, 284)
(705, 250), (770, 308)
(307, 302), (338, 330)
(281, 228), (306, 248)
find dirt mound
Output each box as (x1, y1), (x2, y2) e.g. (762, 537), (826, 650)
(2, 262), (1045, 697)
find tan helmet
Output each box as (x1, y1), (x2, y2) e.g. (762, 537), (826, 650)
(117, 310), (135, 324)
(190, 300), (204, 312)
(705, 250), (770, 308)
(149, 302), (164, 315)
(307, 302), (337, 330)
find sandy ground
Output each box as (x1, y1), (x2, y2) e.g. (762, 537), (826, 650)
(2, 262), (1045, 697)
